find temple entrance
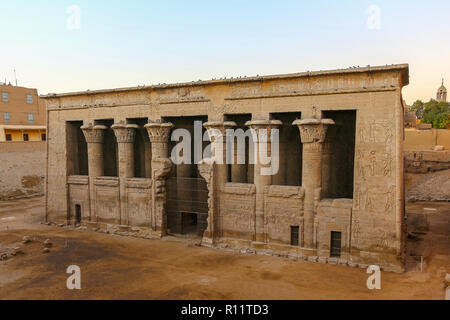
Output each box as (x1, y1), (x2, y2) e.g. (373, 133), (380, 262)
(166, 177), (209, 237)
(163, 116), (209, 238)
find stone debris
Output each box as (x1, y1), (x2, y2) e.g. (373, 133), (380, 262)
(11, 247), (23, 256)
(43, 239), (52, 248)
(43, 247), (50, 253)
(22, 236), (31, 244)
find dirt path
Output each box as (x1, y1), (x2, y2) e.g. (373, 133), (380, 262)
(0, 197), (448, 300)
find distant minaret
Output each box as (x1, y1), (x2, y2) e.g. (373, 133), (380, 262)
(437, 78), (447, 102)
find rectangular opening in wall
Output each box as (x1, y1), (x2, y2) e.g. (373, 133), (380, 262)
(66, 121), (88, 176)
(75, 204), (82, 224)
(163, 116), (208, 179)
(291, 226), (299, 246)
(23, 133), (29, 141)
(322, 110), (356, 199)
(270, 112), (302, 186)
(127, 118), (149, 178)
(224, 114), (253, 184)
(330, 231), (342, 258)
(95, 119), (117, 177)
(5, 134), (12, 141)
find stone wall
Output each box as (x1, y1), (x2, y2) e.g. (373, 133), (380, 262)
(404, 150), (450, 173)
(0, 141), (46, 200)
(404, 128), (450, 150)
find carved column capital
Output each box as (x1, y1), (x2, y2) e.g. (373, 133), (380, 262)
(111, 124), (139, 143)
(203, 121), (236, 139)
(81, 124), (108, 143)
(292, 118), (335, 144)
(246, 120), (282, 142)
(144, 122), (174, 144)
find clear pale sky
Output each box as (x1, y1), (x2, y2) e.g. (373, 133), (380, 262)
(0, 0), (448, 104)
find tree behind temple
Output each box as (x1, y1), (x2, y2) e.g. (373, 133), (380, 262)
(421, 99), (450, 129)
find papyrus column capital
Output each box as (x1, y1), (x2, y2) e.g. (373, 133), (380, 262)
(144, 122), (174, 144)
(81, 125), (107, 144)
(111, 124), (139, 143)
(292, 118), (335, 144)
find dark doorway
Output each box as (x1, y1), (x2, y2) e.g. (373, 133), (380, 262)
(291, 226), (300, 246)
(66, 121), (88, 175)
(322, 110), (356, 198)
(224, 114), (253, 184)
(95, 119), (117, 177)
(181, 212), (198, 235)
(75, 204), (82, 224)
(128, 118), (149, 178)
(163, 116), (209, 237)
(270, 112), (302, 186)
(330, 231), (342, 258)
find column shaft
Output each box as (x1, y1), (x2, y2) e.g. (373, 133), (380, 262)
(145, 122), (174, 236)
(112, 124), (139, 225)
(293, 118), (334, 249)
(246, 120), (282, 243)
(81, 125), (107, 223)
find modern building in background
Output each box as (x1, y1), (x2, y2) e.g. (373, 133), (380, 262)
(0, 83), (46, 142)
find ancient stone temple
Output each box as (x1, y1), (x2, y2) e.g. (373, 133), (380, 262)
(41, 64), (409, 272)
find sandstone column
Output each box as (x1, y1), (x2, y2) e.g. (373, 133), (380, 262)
(246, 120), (282, 243)
(112, 123), (139, 225)
(145, 122), (174, 237)
(81, 124), (107, 222)
(293, 118), (334, 249)
(203, 121), (236, 239)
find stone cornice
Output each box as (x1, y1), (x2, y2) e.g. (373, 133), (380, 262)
(41, 64), (409, 100)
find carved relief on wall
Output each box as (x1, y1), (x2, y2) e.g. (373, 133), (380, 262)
(220, 193), (255, 234)
(230, 82), (262, 98)
(356, 150), (393, 180)
(354, 183), (395, 213)
(358, 120), (393, 146)
(264, 187), (305, 244)
(352, 219), (361, 247)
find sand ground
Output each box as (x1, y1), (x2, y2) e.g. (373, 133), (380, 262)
(0, 197), (448, 300)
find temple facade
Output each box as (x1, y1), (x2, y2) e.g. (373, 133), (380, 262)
(41, 64), (409, 272)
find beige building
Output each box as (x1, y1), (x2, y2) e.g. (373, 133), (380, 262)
(41, 64), (409, 272)
(0, 83), (46, 142)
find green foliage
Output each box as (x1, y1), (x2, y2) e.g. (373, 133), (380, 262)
(410, 100), (425, 119)
(421, 99), (450, 129)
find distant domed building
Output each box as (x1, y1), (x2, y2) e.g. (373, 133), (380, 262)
(436, 79), (447, 102)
